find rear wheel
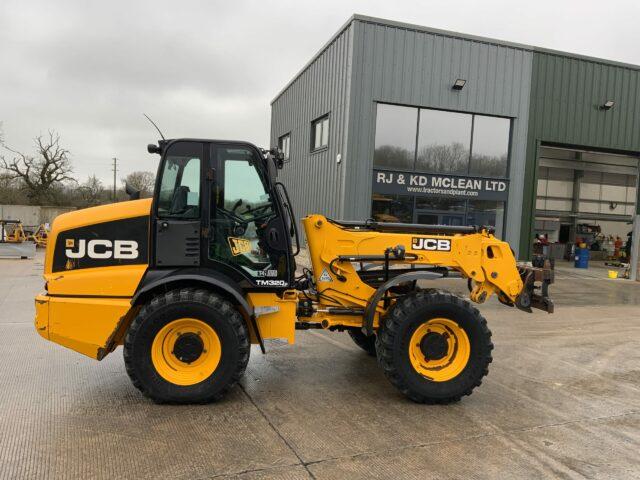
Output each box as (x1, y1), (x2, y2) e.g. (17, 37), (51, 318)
(347, 329), (376, 356)
(124, 288), (250, 403)
(376, 290), (493, 404)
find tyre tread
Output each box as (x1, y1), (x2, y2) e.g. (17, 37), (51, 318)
(347, 330), (377, 356)
(375, 289), (493, 404)
(123, 288), (250, 404)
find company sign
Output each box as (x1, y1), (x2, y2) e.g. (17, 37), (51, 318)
(372, 169), (509, 201)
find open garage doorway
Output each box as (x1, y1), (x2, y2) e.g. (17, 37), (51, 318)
(534, 145), (639, 279)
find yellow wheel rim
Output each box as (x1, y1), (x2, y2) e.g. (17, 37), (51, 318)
(151, 318), (222, 386)
(408, 318), (470, 382)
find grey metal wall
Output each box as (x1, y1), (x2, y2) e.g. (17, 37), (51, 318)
(343, 17), (534, 251)
(270, 22), (354, 234)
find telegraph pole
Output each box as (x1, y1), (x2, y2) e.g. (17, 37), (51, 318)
(112, 157), (118, 201)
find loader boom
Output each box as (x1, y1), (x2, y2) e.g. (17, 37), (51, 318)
(296, 215), (552, 333)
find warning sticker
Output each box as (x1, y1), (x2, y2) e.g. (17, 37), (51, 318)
(318, 268), (333, 282)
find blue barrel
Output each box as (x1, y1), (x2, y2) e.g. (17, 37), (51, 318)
(574, 248), (589, 268)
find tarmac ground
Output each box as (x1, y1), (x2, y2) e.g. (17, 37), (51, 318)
(1, 252), (639, 479)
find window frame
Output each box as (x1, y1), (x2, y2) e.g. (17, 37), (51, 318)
(211, 144), (272, 216)
(207, 142), (292, 281)
(416, 107), (473, 176)
(155, 142), (204, 220)
(310, 114), (330, 153)
(468, 114), (512, 178)
(278, 132), (291, 161)
(220, 156), (274, 220)
(372, 102), (512, 180)
(373, 103), (418, 171)
(371, 193), (507, 238)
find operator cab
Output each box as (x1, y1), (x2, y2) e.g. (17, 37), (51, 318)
(149, 139), (297, 289)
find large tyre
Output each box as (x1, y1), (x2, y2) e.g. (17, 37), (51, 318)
(124, 288), (250, 404)
(347, 329), (376, 356)
(376, 289), (493, 404)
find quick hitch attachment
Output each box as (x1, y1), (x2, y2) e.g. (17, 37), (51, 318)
(515, 262), (554, 314)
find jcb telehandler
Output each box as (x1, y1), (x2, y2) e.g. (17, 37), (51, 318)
(35, 138), (553, 404)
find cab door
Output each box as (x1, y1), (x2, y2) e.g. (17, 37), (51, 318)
(153, 141), (204, 267)
(206, 144), (293, 287)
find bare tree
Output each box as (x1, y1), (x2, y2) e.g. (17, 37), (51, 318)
(79, 175), (105, 206)
(417, 142), (469, 174)
(123, 170), (155, 198)
(0, 130), (74, 204)
(0, 173), (28, 204)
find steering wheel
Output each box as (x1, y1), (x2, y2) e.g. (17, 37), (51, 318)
(217, 207), (246, 225)
(231, 199), (243, 213)
(243, 203), (272, 217)
(217, 202), (275, 226)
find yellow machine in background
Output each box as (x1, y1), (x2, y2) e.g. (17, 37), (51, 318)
(1, 220), (27, 243)
(29, 224), (50, 248)
(35, 138), (553, 404)
(1, 219), (37, 259)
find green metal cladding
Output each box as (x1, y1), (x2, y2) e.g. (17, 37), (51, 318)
(519, 51), (640, 257)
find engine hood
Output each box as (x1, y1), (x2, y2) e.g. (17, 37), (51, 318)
(44, 198), (152, 275)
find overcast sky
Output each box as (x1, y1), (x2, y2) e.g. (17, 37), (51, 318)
(1, 0), (638, 185)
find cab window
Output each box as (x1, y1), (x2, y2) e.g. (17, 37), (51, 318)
(224, 156), (273, 218)
(210, 146), (279, 276)
(157, 142), (202, 218)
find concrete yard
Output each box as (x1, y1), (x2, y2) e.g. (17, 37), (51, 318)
(1, 253), (639, 479)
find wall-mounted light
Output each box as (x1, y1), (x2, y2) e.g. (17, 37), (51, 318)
(452, 79), (466, 90)
(601, 100), (615, 110)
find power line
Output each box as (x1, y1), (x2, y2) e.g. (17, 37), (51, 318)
(112, 157), (118, 201)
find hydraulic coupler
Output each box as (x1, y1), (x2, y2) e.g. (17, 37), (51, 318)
(515, 261), (554, 313)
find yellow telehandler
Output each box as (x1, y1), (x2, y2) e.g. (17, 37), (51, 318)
(35, 139), (553, 404)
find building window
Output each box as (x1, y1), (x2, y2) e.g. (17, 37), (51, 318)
(416, 109), (472, 174)
(371, 193), (413, 223)
(371, 103), (511, 236)
(373, 103), (511, 178)
(416, 197), (466, 213)
(467, 200), (505, 238)
(371, 194), (505, 237)
(469, 116), (510, 177)
(373, 104), (417, 170)
(415, 198), (467, 228)
(278, 133), (290, 161)
(311, 114), (329, 151)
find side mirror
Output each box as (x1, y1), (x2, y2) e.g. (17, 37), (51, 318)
(147, 143), (161, 155)
(267, 147), (285, 169)
(274, 148), (285, 169)
(125, 182), (141, 200)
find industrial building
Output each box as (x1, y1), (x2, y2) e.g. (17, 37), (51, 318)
(270, 14), (640, 260)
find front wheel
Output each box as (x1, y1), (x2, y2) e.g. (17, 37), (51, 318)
(124, 288), (250, 404)
(376, 290), (493, 404)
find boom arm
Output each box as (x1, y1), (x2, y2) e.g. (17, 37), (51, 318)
(302, 215), (553, 332)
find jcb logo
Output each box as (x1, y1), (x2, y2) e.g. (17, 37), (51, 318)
(411, 237), (451, 252)
(65, 239), (139, 259)
(227, 237), (252, 256)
